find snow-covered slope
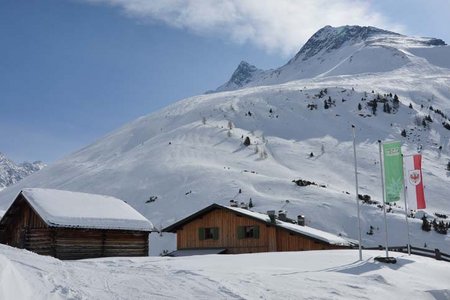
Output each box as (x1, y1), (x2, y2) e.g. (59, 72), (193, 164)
(0, 25), (449, 255)
(0, 153), (45, 191)
(217, 25), (448, 92)
(0, 244), (449, 300)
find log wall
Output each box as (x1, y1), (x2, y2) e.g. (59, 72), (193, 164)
(0, 196), (46, 247)
(21, 228), (149, 260)
(51, 229), (149, 260)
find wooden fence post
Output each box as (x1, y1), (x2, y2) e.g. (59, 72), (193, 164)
(435, 249), (441, 260)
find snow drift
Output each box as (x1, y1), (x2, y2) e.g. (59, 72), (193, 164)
(0, 244), (449, 300)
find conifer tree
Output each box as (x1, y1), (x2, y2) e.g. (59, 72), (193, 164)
(244, 136), (251, 146)
(370, 100), (377, 115)
(248, 198), (254, 208)
(401, 129), (407, 137)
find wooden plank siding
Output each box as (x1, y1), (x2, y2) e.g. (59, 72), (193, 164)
(176, 208), (276, 254)
(175, 207), (345, 254)
(0, 196), (47, 248)
(0, 195), (149, 260)
(275, 228), (340, 252)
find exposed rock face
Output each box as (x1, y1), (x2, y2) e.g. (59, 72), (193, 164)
(0, 152), (45, 190)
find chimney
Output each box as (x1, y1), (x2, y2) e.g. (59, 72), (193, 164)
(229, 200), (238, 207)
(297, 215), (305, 226)
(278, 210), (287, 221)
(267, 210), (276, 223)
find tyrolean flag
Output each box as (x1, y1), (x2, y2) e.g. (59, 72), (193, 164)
(404, 154), (426, 209)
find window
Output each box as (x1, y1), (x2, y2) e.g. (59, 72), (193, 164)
(237, 225), (260, 239)
(198, 227), (219, 240)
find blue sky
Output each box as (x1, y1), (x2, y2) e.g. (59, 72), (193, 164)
(1, 0), (449, 163)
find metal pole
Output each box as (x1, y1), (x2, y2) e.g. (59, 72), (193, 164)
(352, 125), (363, 261)
(402, 154), (412, 255)
(378, 140), (389, 258)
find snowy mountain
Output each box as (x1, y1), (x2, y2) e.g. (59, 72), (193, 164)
(0, 25), (449, 255)
(0, 153), (45, 191)
(217, 25), (448, 92)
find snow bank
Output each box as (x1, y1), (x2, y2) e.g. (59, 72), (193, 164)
(0, 254), (33, 299)
(1, 244), (449, 299)
(21, 188), (153, 231)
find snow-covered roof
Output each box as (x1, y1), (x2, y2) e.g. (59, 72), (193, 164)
(164, 203), (352, 246)
(226, 206), (351, 246)
(19, 188), (153, 231)
(0, 209), (4, 220)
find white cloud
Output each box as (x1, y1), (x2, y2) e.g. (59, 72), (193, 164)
(83, 0), (403, 56)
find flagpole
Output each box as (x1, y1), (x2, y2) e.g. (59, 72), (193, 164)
(402, 154), (413, 255)
(378, 140), (389, 258)
(403, 187), (412, 255)
(352, 125), (363, 261)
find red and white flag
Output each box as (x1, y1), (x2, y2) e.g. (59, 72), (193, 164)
(404, 154), (426, 209)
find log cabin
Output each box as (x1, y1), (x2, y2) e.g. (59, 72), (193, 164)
(163, 203), (354, 256)
(0, 188), (154, 260)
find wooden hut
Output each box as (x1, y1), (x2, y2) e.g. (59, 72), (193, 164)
(0, 188), (153, 260)
(163, 203), (353, 256)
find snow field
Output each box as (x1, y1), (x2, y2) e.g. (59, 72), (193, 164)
(0, 244), (449, 300)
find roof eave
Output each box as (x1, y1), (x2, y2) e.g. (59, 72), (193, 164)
(162, 203), (222, 232)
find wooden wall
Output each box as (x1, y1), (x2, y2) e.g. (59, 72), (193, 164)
(22, 228), (149, 260)
(0, 196), (47, 247)
(275, 228), (340, 252)
(176, 208), (277, 254)
(0, 196), (149, 259)
(25, 228), (52, 256)
(176, 207), (345, 254)
(51, 229), (149, 260)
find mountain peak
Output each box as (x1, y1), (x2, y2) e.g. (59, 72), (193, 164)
(291, 25), (401, 63)
(230, 61), (259, 85)
(215, 60), (263, 92)
(215, 25), (449, 93)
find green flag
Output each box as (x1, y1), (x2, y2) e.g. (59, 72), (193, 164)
(382, 141), (404, 203)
